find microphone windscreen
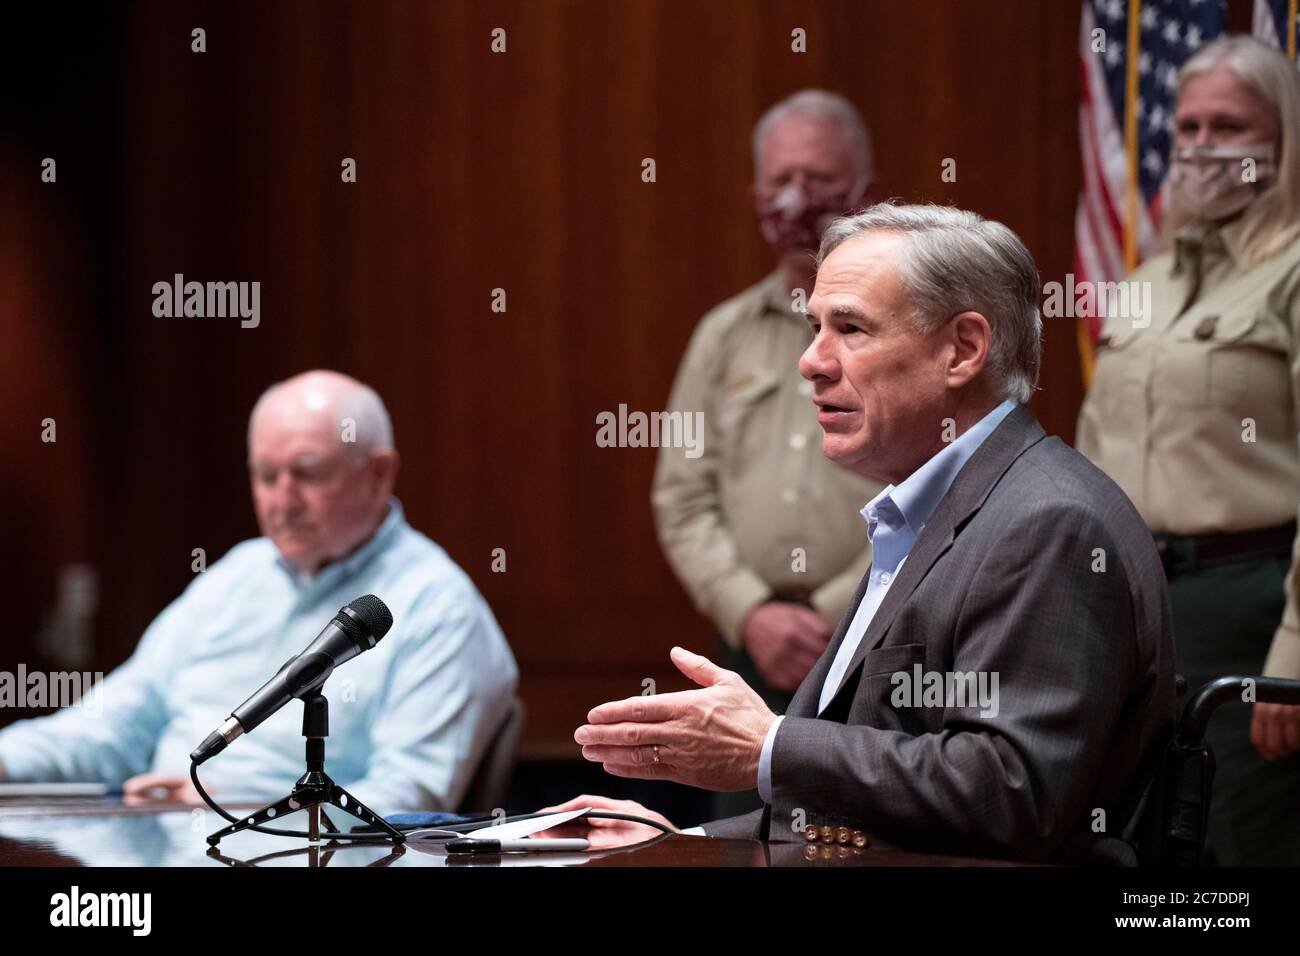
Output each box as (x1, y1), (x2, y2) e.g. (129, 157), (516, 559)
(345, 594), (394, 641)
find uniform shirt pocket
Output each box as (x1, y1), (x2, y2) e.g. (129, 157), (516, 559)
(714, 372), (779, 471)
(1089, 327), (1146, 420)
(1204, 312), (1290, 412)
(1154, 311), (1260, 408)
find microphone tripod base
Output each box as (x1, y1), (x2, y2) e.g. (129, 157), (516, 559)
(205, 690), (404, 846)
(204, 771), (404, 846)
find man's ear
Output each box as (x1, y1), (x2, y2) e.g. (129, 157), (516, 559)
(946, 311), (992, 389)
(371, 448), (400, 499)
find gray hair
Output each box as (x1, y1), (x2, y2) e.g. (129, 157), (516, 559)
(817, 203), (1042, 404)
(248, 370), (395, 457)
(752, 89), (873, 180)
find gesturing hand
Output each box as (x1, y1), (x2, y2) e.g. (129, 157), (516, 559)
(575, 646), (776, 792)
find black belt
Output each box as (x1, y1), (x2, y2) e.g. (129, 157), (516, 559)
(1154, 522), (1296, 575)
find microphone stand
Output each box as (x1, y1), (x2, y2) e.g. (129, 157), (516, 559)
(205, 689), (404, 846)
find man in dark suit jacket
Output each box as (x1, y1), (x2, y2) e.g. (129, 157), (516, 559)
(548, 203), (1175, 863)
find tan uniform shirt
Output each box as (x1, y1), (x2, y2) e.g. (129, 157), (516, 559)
(1077, 218), (1300, 678)
(652, 271), (884, 648)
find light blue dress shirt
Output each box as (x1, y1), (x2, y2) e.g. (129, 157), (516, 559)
(0, 499), (518, 813)
(755, 401), (1017, 803)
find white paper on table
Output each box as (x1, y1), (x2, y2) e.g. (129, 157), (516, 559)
(466, 806), (592, 840)
(403, 806), (594, 842)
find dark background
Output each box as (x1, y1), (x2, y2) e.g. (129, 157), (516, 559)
(0, 0), (1259, 818)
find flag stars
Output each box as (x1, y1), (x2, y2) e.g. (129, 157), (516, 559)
(1160, 63), (1179, 93)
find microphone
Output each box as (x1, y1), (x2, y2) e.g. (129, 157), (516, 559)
(190, 594), (393, 765)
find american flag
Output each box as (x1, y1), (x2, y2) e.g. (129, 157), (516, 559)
(1074, 0), (1226, 379)
(1253, 0), (1300, 58)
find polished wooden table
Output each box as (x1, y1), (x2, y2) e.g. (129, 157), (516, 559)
(0, 798), (1023, 867)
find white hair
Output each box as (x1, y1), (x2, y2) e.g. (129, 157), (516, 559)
(752, 89), (873, 180)
(248, 371), (394, 457)
(817, 203), (1042, 404)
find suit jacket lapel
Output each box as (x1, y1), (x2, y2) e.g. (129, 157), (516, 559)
(819, 404), (1047, 711)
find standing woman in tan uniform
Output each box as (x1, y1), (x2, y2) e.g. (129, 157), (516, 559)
(1077, 36), (1300, 865)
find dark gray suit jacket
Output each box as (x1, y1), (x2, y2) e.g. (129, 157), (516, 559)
(701, 404), (1175, 863)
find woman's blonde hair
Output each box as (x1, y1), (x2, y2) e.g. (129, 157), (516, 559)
(1169, 35), (1300, 268)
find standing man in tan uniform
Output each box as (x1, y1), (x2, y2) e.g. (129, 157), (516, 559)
(652, 90), (883, 816)
(1077, 36), (1300, 864)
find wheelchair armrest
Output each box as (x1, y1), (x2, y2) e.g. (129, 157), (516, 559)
(1179, 676), (1300, 745)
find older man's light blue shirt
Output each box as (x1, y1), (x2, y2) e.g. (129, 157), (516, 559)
(755, 400), (1017, 802)
(0, 499), (518, 813)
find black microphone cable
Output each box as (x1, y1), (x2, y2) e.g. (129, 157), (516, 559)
(190, 762), (677, 843)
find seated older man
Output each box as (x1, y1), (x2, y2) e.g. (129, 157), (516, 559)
(0, 370), (517, 813)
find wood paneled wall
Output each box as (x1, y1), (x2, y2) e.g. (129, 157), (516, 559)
(5, 0), (1104, 753)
